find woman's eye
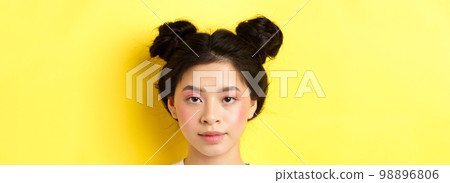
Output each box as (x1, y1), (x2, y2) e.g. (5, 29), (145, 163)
(187, 97), (201, 103)
(223, 97), (236, 103)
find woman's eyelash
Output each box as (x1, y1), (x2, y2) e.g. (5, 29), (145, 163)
(223, 97), (237, 103)
(186, 97), (202, 103)
(186, 97), (236, 103)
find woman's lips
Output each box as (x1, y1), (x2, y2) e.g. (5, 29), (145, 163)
(198, 131), (226, 143)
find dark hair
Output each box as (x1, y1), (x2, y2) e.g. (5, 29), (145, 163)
(149, 16), (283, 120)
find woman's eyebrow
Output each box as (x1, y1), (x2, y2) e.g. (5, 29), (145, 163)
(223, 86), (241, 92)
(182, 85), (241, 93)
(182, 85), (203, 92)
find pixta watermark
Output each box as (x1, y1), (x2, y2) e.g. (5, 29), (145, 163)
(126, 60), (325, 108)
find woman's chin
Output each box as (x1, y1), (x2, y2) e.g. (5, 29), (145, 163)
(195, 145), (228, 157)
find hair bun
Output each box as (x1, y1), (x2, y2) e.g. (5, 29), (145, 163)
(150, 20), (197, 61)
(236, 16), (283, 64)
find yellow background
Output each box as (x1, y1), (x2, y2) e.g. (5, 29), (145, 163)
(1, 0), (449, 165)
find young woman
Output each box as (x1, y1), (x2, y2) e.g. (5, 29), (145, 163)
(149, 16), (283, 165)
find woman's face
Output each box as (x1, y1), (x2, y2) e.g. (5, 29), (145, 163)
(167, 61), (257, 157)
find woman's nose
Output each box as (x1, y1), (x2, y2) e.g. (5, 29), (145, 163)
(200, 99), (221, 125)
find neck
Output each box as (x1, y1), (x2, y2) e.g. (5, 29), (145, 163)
(184, 142), (245, 165)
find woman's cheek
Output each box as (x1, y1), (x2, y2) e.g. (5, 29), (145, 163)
(237, 103), (247, 122)
(178, 103), (194, 124)
(226, 102), (249, 127)
(230, 103), (249, 138)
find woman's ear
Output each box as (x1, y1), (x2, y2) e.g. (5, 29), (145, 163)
(167, 96), (178, 119)
(247, 100), (257, 119)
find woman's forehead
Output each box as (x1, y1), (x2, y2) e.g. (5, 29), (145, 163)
(177, 62), (248, 93)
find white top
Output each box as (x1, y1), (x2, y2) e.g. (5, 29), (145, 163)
(172, 159), (250, 165)
(172, 159), (185, 165)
